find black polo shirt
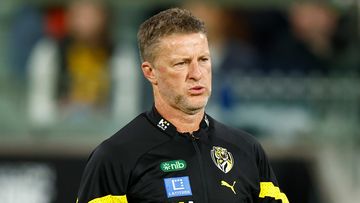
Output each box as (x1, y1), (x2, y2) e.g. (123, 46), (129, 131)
(77, 107), (288, 203)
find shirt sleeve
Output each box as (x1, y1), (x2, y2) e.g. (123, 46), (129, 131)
(255, 143), (289, 203)
(76, 145), (129, 203)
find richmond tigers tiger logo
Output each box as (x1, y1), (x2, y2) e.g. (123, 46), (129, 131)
(210, 146), (234, 173)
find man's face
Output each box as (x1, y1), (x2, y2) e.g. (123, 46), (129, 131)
(151, 33), (212, 114)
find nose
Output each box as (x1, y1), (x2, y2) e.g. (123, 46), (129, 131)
(188, 61), (202, 81)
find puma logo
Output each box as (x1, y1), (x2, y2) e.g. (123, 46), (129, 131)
(221, 180), (236, 194)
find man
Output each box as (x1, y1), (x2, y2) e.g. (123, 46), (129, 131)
(77, 8), (288, 203)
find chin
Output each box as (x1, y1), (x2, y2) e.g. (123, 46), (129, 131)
(174, 95), (209, 114)
(184, 101), (208, 113)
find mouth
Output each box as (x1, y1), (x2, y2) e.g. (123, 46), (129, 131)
(189, 86), (206, 95)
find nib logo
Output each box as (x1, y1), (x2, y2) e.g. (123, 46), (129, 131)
(160, 160), (187, 172)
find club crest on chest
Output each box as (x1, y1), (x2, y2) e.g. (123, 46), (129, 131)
(210, 146), (234, 173)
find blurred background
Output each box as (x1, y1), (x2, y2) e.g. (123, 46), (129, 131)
(0, 0), (359, 202)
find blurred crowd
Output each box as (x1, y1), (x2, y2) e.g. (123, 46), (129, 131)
(4, 0), (359, 136)
(11, 0), (140, 129)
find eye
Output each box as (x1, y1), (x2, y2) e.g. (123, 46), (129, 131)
(200, 57), (209, 62)
(175, 61), (186, 66)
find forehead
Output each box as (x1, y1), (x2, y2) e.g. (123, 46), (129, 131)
(158, 33), (208, 53)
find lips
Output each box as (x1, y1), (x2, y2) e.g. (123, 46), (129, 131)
(189, 86), (206, 95)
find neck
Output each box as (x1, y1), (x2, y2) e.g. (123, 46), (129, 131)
(154, 97), (204, 133)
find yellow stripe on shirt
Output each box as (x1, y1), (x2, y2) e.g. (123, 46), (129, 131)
(88, 195), (128, 203)
(259, 182), (289, 203)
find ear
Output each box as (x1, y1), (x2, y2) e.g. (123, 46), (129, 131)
(141, 61), (157, 85)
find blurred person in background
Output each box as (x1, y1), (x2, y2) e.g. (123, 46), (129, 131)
(265, 1), (339, 76)
(9, 4), (43, 81)
(27, 0), (140, 128)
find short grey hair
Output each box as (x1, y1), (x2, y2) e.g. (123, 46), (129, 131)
(137, 8), (207, 62)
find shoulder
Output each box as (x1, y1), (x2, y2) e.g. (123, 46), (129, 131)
(208, 116), (263, 150)
(90, 113), (170, 165)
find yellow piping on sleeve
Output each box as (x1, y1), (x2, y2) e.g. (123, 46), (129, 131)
(88, 195), (128, 203)
(259, 182), (289, 203)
